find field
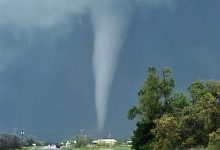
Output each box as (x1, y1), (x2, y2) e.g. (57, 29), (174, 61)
(62, 146), (131, 150)
(20, 146), (131, 150)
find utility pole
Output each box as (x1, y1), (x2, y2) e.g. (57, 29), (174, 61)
(13, 128), (17, 135)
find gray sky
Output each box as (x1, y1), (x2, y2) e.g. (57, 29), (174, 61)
(0, 0), (220, 141)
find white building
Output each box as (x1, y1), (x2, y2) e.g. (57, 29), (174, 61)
(92, 139), (117, 146)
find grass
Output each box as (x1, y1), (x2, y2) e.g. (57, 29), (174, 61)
(62, 146), (131, 150)
(19, 147), (42, 150)
(20, 146), (131, 150)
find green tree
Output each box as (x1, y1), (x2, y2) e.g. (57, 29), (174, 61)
(128, 67), (174, 123)
(128, 67), (175, 149)
(166, 92), (189, 117)
(152, 114), (181, 150)
(72, 135), (92, 148)
(127, 106), (140, 120)
(128, 67), (220, 149)
(181, 93), (220, 147)
(208, 128), (220, 149)
(188, 80), (220, 104)
(159, 67), (175, 112)
(138, 67), (162, 123)
(25, 138), (35, 147)
(131, 122), (154, 150)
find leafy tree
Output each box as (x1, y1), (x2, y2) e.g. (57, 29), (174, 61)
(166, 92), (189, 116)
(159, 67), (175, 112)
(188, 80), (220, 104)
(179, 81), (220, 148)
(181, 93), (220, 147)
(131, 121), (154, 150)
(128, 67), (175, 149)
(128, 66), (220, 149)
(152, 114), (181, 150)
(208, 128), (220, 149)
(138, 67), (162, 123)
(127, 106), (140, 120)
(128, 67), (174, 123)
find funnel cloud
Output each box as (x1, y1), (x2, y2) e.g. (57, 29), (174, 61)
(91, 1), (133, 131)
(90, 0), (175, 131)
(0, 0), (175, 131)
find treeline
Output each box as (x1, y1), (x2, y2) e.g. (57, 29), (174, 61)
(0, 134), (46, 149)
(128, 67), (220, 150)
(0, 134), (22, 150)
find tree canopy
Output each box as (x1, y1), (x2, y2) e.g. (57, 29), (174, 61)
(128, 67), (220, 149)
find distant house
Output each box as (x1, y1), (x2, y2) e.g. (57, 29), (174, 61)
(126, 139), (132, 145)
(92, 139), (117, 146)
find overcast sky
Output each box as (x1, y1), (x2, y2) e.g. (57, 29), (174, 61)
(0, 0), (220, 141)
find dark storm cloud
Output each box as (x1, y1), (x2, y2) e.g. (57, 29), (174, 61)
(1, 0), (220, 141)
(0, 0), (176, 132)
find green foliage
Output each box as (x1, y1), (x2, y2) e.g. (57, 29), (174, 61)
(128, 67), (175, 123)
(128, 66), (220, 149)
(72, 135), (92, 148)
(207, 128), (220, 149)
(181, 93), (220, 147)
(127, 106), (139, 120)
(25, 138), (35, 147)
(131, 122), (154, 150)
(194, 93), (218, 131)
(159, 67), (175, 112)
(167, 92), (189, 116)
(188, 80), (220, 104)
(209, 128), (220, 143)
(128, 66), (175, 150)
(138, 67), (162, 123)
(152, 114), (181, 150)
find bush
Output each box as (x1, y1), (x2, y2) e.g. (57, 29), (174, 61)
(72, 135), (92, 148)
(25, 138), (35, 147)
